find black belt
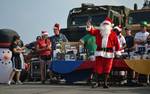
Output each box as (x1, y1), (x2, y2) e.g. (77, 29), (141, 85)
(98, 48), (113, 52)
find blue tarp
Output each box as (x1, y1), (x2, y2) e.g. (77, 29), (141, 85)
(51, 61), (83, 74)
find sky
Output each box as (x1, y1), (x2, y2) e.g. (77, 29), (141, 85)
(0, 0), (144, 44)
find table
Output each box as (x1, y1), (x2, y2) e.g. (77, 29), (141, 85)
(125, 59), (150, 75)
(50, 59), (130, 83)
(51, 59), (130, 74)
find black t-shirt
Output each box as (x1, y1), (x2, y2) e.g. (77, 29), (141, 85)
(18, 40), (24, 47)
(9, 42), (20, 57)
(125, 35), (134, 48)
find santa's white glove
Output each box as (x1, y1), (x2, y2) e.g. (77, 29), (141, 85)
(89, 55), (96, 61)
(115, 55), (122, 59)
(115, 51), (122, 59)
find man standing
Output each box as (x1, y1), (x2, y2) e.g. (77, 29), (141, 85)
(113, 26), (127, 85)
(113, 26), (126, 53)
(135, 21), (149, 55)
(125, 28), (134, 57)
(134, 21), (149, 84)
(87, 17), (121, 88)
(124, 28), (135, 85)
(49, 23), (68, 82)
(50, 23), (68, 51)
(80, 33), (97, 60)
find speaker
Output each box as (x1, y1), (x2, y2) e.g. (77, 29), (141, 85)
(30, 59), (40, 80)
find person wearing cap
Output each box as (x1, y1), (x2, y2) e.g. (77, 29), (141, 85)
(49, 23), (68, 82)
(36, 31), (52, 84)
(113, 26), (126, 53)
(134, 21), (149, 84)
(50, 23), (68, 51)
(134, 21), (149, 53)
(113, 26), (127, 85)
(87, 17), (121, 88)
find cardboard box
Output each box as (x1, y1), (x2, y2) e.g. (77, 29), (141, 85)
(62, 42), (85, 61)
(62, 42), (83, 53)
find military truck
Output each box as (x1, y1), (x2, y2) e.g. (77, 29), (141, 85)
(61, 3), (131, 41)
(128, 0), (150, 35)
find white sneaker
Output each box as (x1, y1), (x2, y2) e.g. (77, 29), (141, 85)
(120, 80), (127, 85)
(8, 81), (11, 85)
(16, 81), (23, 85)
(131, 80), (138, 83)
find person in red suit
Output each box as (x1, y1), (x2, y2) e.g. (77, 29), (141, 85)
(86, 17), (121, 88)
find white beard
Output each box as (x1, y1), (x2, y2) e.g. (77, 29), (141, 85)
(99, 24), (112, 37)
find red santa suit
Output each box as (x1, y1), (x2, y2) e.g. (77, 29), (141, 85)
(87, 17), (121, 74)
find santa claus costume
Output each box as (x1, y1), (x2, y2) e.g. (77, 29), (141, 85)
(87, 17), (121, 88)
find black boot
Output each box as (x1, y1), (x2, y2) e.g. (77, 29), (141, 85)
(103, 84), (109, 88)
(103, 73), (109, 88)
(91, 73), (100, 88)
(41, 80), (45, 84)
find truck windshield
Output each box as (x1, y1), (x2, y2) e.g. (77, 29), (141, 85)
(70, 14), (107, 27)
(129, 11), (150, 24)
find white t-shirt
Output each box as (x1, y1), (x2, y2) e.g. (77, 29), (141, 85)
(135, 31), (149, 42)
(134, 31), (149, 52)
(118, 34), (126, 52)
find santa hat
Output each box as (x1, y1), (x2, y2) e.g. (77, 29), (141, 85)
(41, 31), (49, 36)
(114, 25), (122, 32)
(102, 17), (113, 25)
(54, 23), (60, 30)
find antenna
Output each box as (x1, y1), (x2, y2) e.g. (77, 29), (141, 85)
(134, 3), (138, 10)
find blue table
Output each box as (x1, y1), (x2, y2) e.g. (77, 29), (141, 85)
(50, 60), (92, 83)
